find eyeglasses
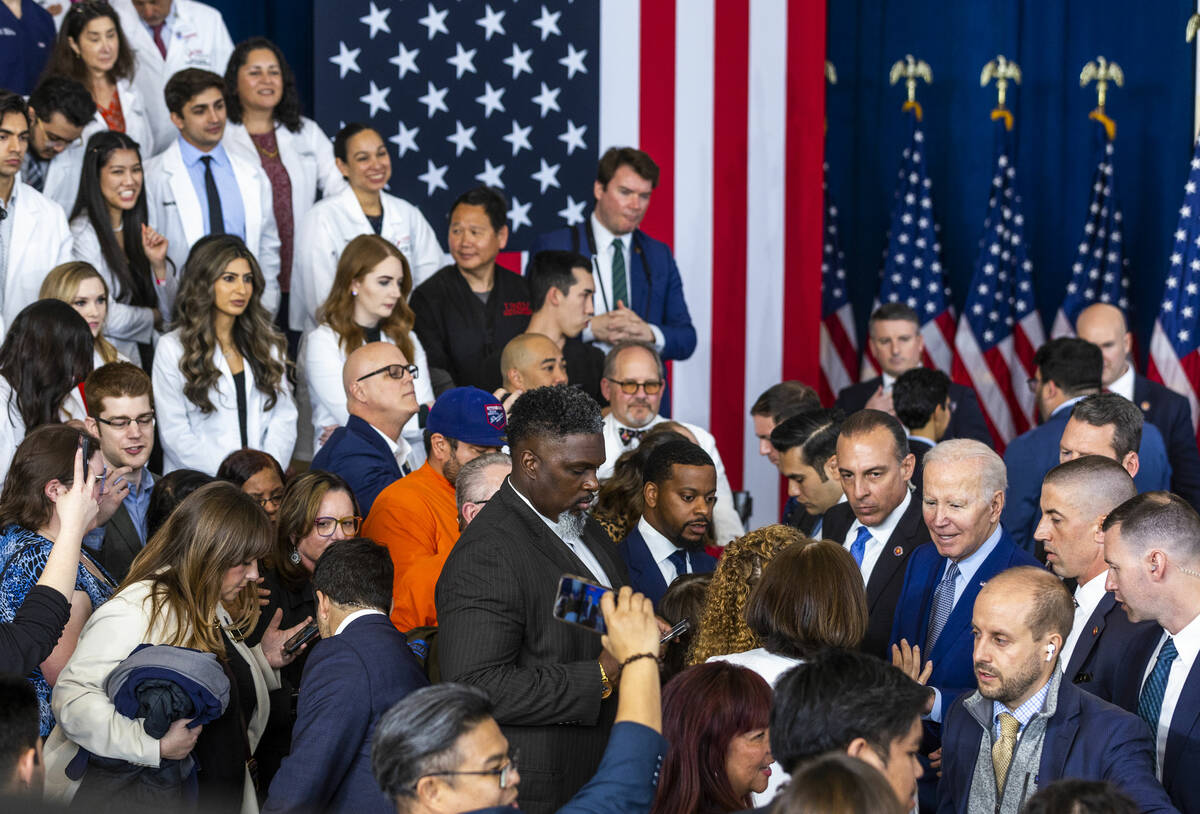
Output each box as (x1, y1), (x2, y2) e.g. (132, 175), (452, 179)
(418, 749), (519, 790)
(605, 378), (664, 395)
(253, 491), (285, 509)
(96, 412), (156, 430)
(356, 363), (419, 382)
(312, 515), (362, 537)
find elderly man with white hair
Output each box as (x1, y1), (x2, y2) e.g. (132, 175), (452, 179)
(888, 439), (1041, 811)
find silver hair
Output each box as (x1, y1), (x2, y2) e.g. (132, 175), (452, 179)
(454, 452), (512, 511)
(923, 438), (1007, 500)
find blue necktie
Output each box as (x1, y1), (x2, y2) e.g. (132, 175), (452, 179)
(1137, 637), (1178, 762)
(667, 549), (690, 579)
(924, 562), (960, 653)
(849, 526), (871, 567)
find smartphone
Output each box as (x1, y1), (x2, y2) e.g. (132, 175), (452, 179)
(283, 620), (320, 654)
(660, 617), (691, 644)
(80, 435), (94, 479)
(552, 574), (610, 634)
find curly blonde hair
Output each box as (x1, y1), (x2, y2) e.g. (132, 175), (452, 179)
(687, 524), (807, 665)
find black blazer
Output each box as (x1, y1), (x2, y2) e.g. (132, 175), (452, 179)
(821, 495), (928, 659)
(1063, 590), (1158, 708)
(1134, 373), (1200, 512)
(95, 502), (144, 584)
(435, 480), (630, 814)
(835, 377), (992, 445)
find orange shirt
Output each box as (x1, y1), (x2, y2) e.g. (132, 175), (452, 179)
(362, 461), (459, 630)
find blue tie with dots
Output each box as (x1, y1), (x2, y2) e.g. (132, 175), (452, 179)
(1137, 637), (1178, 765)
(667, 549), (690, 579)
(850, 526), (871, 568)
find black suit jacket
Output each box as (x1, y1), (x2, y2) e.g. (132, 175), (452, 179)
(835, 377), (992, 445)
(1134, 373), (1200, 512)
(96, 502), (145, 584)
(1062, 590), (1159, 708)
(819, 494), (927, 659)
(436, 480), (630, 814)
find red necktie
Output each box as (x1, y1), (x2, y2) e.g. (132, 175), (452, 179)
(152, 24), (167, 59)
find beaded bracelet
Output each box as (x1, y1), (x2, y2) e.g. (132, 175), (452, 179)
(619, 652), (658, 672)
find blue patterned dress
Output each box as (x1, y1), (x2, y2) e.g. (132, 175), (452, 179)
(0, 523), (116, 735)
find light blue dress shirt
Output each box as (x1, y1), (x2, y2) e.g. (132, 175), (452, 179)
(178, 137), (246, 240)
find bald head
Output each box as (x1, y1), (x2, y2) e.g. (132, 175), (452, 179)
(981, 566), (1074, 641)
(500, 333), (568, 392)
(344, 342), (406, 392)
(1075, 303), (1132, 388)
(342, 342), (417, 438)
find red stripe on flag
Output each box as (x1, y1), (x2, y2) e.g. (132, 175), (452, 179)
(710, 0), (750, 490)
(782, 0), (826, 387)
(951, 352), (1007, 454)
(497, 251), (526, 274)
(638, 1), (675, 243)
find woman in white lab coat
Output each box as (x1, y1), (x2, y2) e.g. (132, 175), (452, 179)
(39, 262), (133, 370)
(0, 300), (94, 483)
(223, 37), (345, 336)
(300, 234), (435, 461)
(42, 1), (153, 156)
(69, 130), (174, 361)
(291, 123), (445, 334)
(153, 235), (297, 475)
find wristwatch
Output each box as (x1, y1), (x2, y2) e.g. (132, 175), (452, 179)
(599, 661), (612, 699)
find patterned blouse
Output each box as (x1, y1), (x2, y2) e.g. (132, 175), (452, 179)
(0, 524), (116, 735)
(97, 92), (125, 133)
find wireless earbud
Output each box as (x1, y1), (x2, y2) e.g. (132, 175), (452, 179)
(1045, 643), (1056, 661)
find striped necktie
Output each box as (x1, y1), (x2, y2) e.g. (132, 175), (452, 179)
(924, 562), (960, 652)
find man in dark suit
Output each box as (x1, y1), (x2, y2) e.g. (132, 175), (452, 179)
(893, 368), (953, 492)
(1103, 492), (1200, 814)
(263, 539), (429, 814)
(1033, 456), (1154, 706)
(938, 567), (1175, 814)
(889, 438), (1040, 810)
(618, 440), (718, 607)
(82, 362), (159, 582)
(529, 147), (696, 363)
(1077, 302), (1200, 512)
(771, 408), (844, 537)
(821, 410), (926, 658)
(834, 303), (990, 445)
(436, 386), (630, 814)
(312, 342), (418, 515)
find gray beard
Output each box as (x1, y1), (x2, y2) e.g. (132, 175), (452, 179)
(554, 508), (587, 540)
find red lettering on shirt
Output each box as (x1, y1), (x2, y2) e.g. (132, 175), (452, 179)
(503, 302), (532, 316)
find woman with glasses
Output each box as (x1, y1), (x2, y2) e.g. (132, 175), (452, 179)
(217, 449), (286, 525)
(39, 262), (131, 370)
(152, 234), (297, 476)
(299, 234), (434, 463)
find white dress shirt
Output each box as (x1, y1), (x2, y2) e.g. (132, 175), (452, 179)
(1059, 570), (1108, 671)
(844, 490), (912, 585)
(370, 423), (417, 473)
(582, 213), (665, 351)
(1140, 610), (1200, 777)
(1109, 363), (1136, 403)
(637, 517), (687, 586)
(334, 608), (386, 636)
(511, 481), (611, 586)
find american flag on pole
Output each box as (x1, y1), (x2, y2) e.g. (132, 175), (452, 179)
(1147, 134), (1200, 442)
(312, 0), (828, 529)
(951, 119), (1044, 450)
(862, 107), (955, 378)
(1051, 119), (1131, 337)
(819, 163), (858, 405)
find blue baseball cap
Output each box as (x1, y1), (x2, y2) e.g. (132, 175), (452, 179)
(427, 387), (507, 447)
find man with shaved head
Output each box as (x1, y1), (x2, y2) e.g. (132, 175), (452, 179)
(938, 566), (1174, 814)
(1033, 456), (1154, 704)
(312, 342), (420, 514)
(500, 333), (569, 393)
(1076, 303), (1200, 511)
(1103, 491), (1200, 813)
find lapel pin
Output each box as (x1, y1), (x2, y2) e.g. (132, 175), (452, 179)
(893, 546), (904, 556)
(1092, 626), (1099, 635)
(1141, 401), (1151, 411)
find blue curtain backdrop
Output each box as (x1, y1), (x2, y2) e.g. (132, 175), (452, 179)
(206, 0), (316, 114)
(825, 1), (1196, 357)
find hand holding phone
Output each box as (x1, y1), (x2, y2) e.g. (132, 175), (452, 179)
(283, 620), (320, 655)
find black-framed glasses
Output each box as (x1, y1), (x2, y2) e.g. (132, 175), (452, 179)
(356, 363), (419, 382)
(606, 377), (664, 395)
(312, 515), (362, 537)
(253, 491), (285, 510)
(418, 748), (519, 790)
(96, 412), (156, 430)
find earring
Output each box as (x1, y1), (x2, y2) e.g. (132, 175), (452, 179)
(289, 547), (301, 565)
(351, 290), (358, 297)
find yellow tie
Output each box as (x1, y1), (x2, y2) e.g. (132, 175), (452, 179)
(991, 712), (1020, 792)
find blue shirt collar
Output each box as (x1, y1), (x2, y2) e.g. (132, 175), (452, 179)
(178, 136), (229, 169)
(992, 677), (1052, 735)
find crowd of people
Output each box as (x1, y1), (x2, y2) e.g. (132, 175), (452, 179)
(0, 1), (1199, 814)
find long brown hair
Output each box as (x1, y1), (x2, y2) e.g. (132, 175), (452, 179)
(43, 0), (135, 85)
(173, 235), (287, 414)
(0, 424), (91, 532)
(687, 524), (805, 665)
(269, 470), (358, 592)
(40, 262), (121, 365)
(316, 234), (415, 360)
(122, 481), (272, 654)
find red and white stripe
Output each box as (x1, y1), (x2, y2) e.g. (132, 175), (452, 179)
(951, 312), (1043, 451)
(820, 303), (858, 405)
(1149, 321), (1200, 440)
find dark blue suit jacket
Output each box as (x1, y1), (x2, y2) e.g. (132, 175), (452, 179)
(937, 675), (1176, 814)
(835, 378), (992, 446)
(530, 221), (697, 361)
(1062, 591), (1159, 708)
(311, 415), (404, 515)
(1136, 373), (1200, 512)
(262, 613), (429, 814)
(1001, 404), (1172, 554)
(617, 526), (717, 608)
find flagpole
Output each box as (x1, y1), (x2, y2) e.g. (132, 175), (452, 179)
(1188, 6), (1200, 140)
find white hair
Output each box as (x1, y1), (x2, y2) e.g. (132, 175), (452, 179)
(923, 438), (1007, 500)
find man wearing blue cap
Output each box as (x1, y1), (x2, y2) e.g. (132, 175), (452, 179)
(363, 386), (506, 632)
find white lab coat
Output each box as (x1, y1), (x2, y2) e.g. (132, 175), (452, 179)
(297, 323), (435, 460)
(291, 185), (445, 332)
(145, 139), (282, 315)
(69, 217), (178, 357)
(110, 0), (234, 156)
(1, 177), (72, 332)
(39, 141), (85, 217)
(152, 329), (297, 475)
(0, 377), (87, 483)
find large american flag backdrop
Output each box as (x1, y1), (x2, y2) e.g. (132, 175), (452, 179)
(312, 0), (826, 527)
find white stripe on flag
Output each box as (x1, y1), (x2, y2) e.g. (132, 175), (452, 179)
(1151, 321), (1200, 433)
(1051, 308), (1074, 339)
(820, 308), (855, 395)
(954, 320), (1017, 442)
(599, 0), (641, 153)
(741, 0), (788, 528)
